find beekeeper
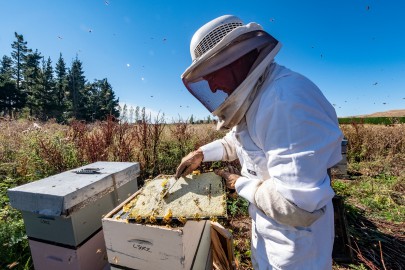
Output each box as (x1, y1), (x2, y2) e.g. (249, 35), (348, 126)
(176, 15), (343, 269)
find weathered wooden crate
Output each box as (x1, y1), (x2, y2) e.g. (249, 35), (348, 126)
(29, 229), (108, 270)
(102, 172), (226, 270)
(8, 161), (139, 247)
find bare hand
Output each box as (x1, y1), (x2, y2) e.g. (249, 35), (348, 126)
(215, 165), (240, 190)
(175, 149), (204, 179)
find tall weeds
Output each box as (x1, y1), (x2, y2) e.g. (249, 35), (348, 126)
(340, 123), (405, 176)
(1, 119), (404, 269)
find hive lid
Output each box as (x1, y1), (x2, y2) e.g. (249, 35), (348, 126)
(114, 172), (227, 223)
(7, 162), (140, 216)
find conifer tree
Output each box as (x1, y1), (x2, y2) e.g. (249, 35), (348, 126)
(67, 57), (87, 120)
(11, 33), (30, 91)
(55, 53), (68, 122)
(39, 57), (57, 120)
(23, 49), (42, 117)
(0, 56), (20, 116)
(98, 78), (119, 119)
(10, 33), (31, 116)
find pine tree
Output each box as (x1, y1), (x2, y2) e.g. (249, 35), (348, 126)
(0, 56), (13, 79)
(10, 32), (31, 116)
(67, 56), (87, 120)
(98, 78), (119, 120)
(0, 77), (18, 117)
(54, 53), (68, 122)
(0, 56), (18, 116)
(39, 57), (57, 120)
(11, 33), (30, 91)
(23, 49), (42, 117)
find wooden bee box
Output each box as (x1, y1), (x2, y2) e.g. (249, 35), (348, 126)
(8, 162), (139, 247)
(102, 172), (225, 270)
(29, 229), (108, 270)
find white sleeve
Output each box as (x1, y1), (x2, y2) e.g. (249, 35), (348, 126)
(200, 129), (239, 162)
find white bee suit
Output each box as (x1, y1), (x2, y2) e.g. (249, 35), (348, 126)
(201, 63), (343, 269)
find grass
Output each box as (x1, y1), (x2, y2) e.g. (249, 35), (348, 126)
(0, 119), (404, 269)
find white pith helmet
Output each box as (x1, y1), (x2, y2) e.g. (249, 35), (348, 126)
(181, 15), (280, 113)
(190, 15), (245, 61)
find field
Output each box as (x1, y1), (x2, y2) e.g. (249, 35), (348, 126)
(0, 118), (404, 270)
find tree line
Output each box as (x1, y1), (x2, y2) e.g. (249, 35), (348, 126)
(0, 32), (120, 123)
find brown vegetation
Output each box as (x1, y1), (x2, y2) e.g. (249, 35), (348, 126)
(0, 119), (404, 269)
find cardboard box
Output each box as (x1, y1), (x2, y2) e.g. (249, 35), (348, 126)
(29, 229), (108, 270)
(8, 162), (139, 246)
(102, 192), (213, 270)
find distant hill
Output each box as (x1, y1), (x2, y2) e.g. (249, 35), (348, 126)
(352, 109), (405, 118)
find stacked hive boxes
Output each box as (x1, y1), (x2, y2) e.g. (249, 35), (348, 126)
(102, 172), (230, 270)
(7, 161), (139, 270)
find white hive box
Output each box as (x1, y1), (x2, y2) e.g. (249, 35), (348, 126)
(103, 219), (212, 270)
(8, 161), (139, 247)
(332, 139), (348, 177)
(102, 172), (226, 270)
(29, 229), (108, 270)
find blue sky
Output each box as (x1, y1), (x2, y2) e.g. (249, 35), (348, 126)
(1, 0), (404, 121)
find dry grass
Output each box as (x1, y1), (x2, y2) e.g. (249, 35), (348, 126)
(1, 119), (404, 269)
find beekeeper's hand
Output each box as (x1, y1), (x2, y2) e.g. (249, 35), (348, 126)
(175, 149), (204, 179)
(215, 165), (240, 198)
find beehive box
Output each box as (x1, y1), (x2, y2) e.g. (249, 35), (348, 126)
(8, 161), (139, 247)
(102, 172), (226, 270)
(332, 139), (348, 177)
(29, 229), (108, 270)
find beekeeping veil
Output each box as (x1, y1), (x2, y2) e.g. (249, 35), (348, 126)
(181, 15), (282, 129)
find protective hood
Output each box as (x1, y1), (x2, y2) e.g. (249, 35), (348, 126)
(181, 16), (281, 129)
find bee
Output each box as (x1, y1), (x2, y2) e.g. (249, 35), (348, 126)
(123, 204), (131, 213)
(163, 209), (173, 224)
(148, 215), (157, 224)
(178, 216), (187, 224)
(193, 213), (201, 221)
(161, 178), (169, 187)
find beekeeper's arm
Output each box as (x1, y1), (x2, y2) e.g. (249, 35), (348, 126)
(175, 130), (238, 179)
(200, 129), (239, 162)
(236, 76), (343, 227)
